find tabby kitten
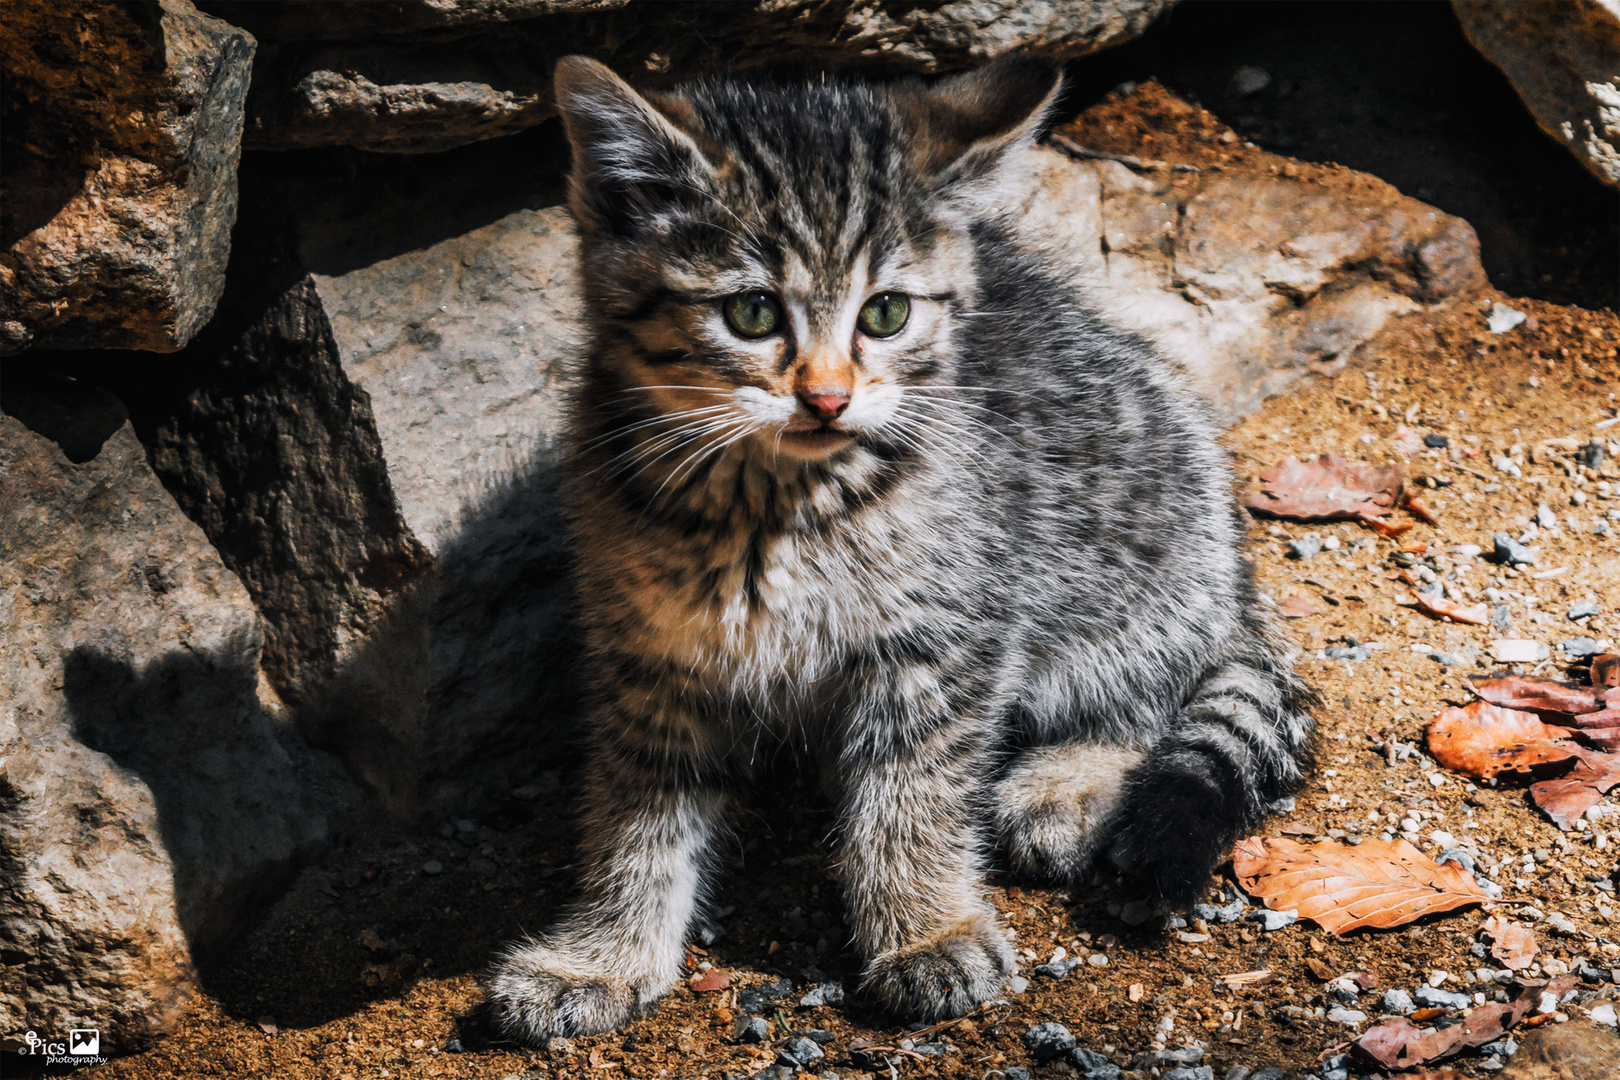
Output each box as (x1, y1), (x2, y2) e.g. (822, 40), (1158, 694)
(487, 54), (1315, 1042)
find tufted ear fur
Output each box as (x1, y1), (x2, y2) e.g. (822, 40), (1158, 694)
(553, 55), (718, 238)
(897, 54), (1063, 209)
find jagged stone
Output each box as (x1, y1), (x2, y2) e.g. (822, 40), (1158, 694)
(0, 0), (255, 355)
(0, 412), (347, 1052)
(200, 0), (1176, 152)
(1453, 0), (1620, 188)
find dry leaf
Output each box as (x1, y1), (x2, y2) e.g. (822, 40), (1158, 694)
(689, 967), (731, 992)
(1232, 836), (1487, 935)
(1529, 749), (1620, 829)
(1277, 596), (1318, 618)
(1412, 593), (1488, 625)
(1246, 454), (1404, 529)
(1483, 916), (1538, 970)
(1403, 493), (1440, 526)
(1352, 1002), (1519, 1070)
(1575, 708), (1620, 749)
(1470, 676), (1601, 716)
(1426, 702), (1585, 779)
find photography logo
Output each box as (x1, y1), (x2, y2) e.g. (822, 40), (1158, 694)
(70, 1029), (99, 1056)
(16, 1027), (105, 1066)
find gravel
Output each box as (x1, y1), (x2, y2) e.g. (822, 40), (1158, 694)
(1023, 1022), (1077, 1061)
(798, 982), (844, 1007)
(1157, 1044), (1206, 1066)
(1414, 985), (1472, 1010)
(1288, 536), (1320, 560)
(1193, 899), (1247, 924)
(1381, 988), (1415, 1015)
(736, 977), (792, 1014)
(1326, 1007), (1367, 1024)
(1493, 532), (1537, 565)
(1251, 909), (1298, 931)
(733, 1016), (769, 1044)
(1072, 1046), (1122, 1080)
(1560, 636), (1601, 657)
(1569, 599), (1601, 619)
(776, 1036), (824, 1067)
(1165, 1068), (1214, 1080)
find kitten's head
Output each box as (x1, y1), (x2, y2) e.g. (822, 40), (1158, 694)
(555, 54), (1059, 478)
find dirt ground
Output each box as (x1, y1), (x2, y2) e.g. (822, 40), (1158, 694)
(51, 87), (1620, 1080)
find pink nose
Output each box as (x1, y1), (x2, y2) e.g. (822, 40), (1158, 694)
(798, 392), (850, 421)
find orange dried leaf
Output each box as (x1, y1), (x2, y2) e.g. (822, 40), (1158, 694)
(1232, 836), (1486, 935)
(1246, 454), (1404, 528)
(689, 967), (731, 992)
(1470, 676), (1601, 716)
(1412, 593), (1488, 625)
(1426, 701), (1585, 779)
(1575, 708), (1620, 749)
(1483, 916), (1538, 970)
(1530, 749), (1620, 830)
(1404, 493), (1440, 526)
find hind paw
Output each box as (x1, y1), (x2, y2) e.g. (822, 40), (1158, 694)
(487, 943), (652, 1042)
(861, 916), (1014, 1021)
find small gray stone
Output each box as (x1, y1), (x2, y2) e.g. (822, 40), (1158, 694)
(734, 1016), (769, 1044)
(1225, 1068), (1253, 1080)
(1579, 442), (1606, 470)
(1268, 796), (1297, 813)
(1494, 532), (1537, 565)
(1288, 536), (1320, 560)
(1251, 1069), (1286, 1080)
(1436, 848), (1476, 874)
(1493, 455), (1524, 478)
(736, 977), (792, 1014)
(1194, 899), (1247, 924)
(1252, 908), (1298, 931)
(1326, 1007), (1367, 1025)
(422, 860), (445, 875)
(1007, 974), (1029, 994)
(1228, 65), (1271, 96)
(1382, 988), (1415, 1015)
(1023, 1022), (1077, 1061)
(798, 982), (844, 1008)
(1487, 303), (1527, 334)
(1430, 650), (1466, 667)
(1480, 1038), (1519, 1057)
(1492, 604), (1514, 630)
(1165, 1068), (1214, 1080)
(1003, 1069), (1032, 1080)
(1570, 599), (1601, 620)
(1119, 899), (1155, 925)
(777, 1036), (825, 1067)
(445, 1038), (466, 1053)
(1157, 1045), (1206, 1067)
(1324, 645), (1370, 661)
(1072, 1046), (1122, 1080)
(911, 1042), (949, 1056)
(1034, 956), (1084, 978)
(1560, 636), (1601, 658)
(1414, 985), (1471, 1010)
(1536, 502), (1559, 529)
(543, 1036), (572, 1056)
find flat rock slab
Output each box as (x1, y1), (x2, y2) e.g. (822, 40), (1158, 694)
(0, 0), (255, 354)
(0, 415), (346, 1050)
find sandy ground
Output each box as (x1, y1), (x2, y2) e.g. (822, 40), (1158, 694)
(41, 88), (1620, 1080)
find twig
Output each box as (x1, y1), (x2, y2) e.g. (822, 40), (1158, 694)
(1047, 133), (1175, 173)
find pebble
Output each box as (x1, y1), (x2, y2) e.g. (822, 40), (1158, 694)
(1252, 908), (1298, 931)
(798, 982), (844, 1008)
(776, 1036), (825, 1068)
(1288, 536), (1320, 560)
(1492, 604), (1514, 630)
(421, 860), (445, 875)
(1324, 644), (1370, 661)
(1165, 1068), (1214, 1080)
(1570, 599), (1601, 620)
(1269, 796), (1297, 813)
(1589, 1002), (1617, 1026)
(1229, 64), (1272, 96)
(1382, 988), (1415, 1015)
(734, 1016), (769, 1043)
(1430, 830), (1457, 848)
(1430, 651), (1466, 667)
(1119, 899), (1156, 926)
(736, 977), (792, 1014)
(1436, 847), (1476, 873)
(1493, 456), (1524, 479)
(1536, 502), (1559, 529)
(1487, 302), (1527, 334)
(1480, 1038), (1519, 1057)
(1493, 532), (1536, 565)
(1251, 1068), (1286, 1080)
(1225, 1068), (1252, 1080)
(1003, 1070), (1032, 1080)
(1194, 899), (1247, 924)
(1071, 1047), (1122, 1080)
(1034, 956), (1083, 978)
(543, 1037), (572, 1057)
(1493, 639), (1550, 662)
(445, 1038), (466, 1053)
(1087, 953), (1109, 967)
(1007, 974), (1029, 994)
(1415, 985), (1472, 1010)
(1560, 636), (1601, 658)
(1424, 433), (1450, 448)
(1157, 1045), (1206, 1067)
(1023, 1022), (1077, 1061)
(1326, 1007), (1367, 1025)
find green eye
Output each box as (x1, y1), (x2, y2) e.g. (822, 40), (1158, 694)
(722, 292), (781, 338)
(857, 292), (910, 338)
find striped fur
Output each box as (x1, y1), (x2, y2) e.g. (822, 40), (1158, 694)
(486, 54), (1316, 1043)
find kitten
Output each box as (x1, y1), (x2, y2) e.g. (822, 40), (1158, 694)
(487, 53), (1315, 1042)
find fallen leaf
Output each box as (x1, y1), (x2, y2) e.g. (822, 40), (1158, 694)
(1426, 702), (1585, 779)
(1365, 516), (1416, 538)
(1483, 916), (1538, 970)
(1470, 676), (1601, 716)
(1351, 1002), (1519, 1070)
(689, 967), (731, 992)
(1529, 749), (1620, 829)
(1409, 1007), (1452, 1021)
(1574, 708), (1620, 749)
(256, 1015), (278, 1035)
(1592, 654), (1620, 688)
(1412, 593), (1488, 625)
(1403, 493), (1440, 526)
(1277, 596), (1318, 618)
(1232, 836), (1487, 935)
(1281, 822), (1318, 836)
(1246, 454), (1404, 529)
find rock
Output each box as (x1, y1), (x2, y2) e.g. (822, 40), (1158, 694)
(210, 0), (1175, 152)
(734, 1016), (769, 1044)
(1119, 899), (1157, 925)
(0, 414), (346, 1051)
(1228, 65), (1272, 97)
(1165, 1068), (1214, 1080)
(1029, 85), (1486, 422)
(798, 982), (844, 1008)
(1382, 988), (1416, 1015)
(1494, 532), (1538, 565)
(1560, 637), (1601, 658)
(1537, 502), (1560, 529)
(1, 1), (255, 355)
(1024, 1022), (1078, 1061)
(1453, 0), (1620, 187)
(1072, 1046), (1123, 1080)
(1494, 639), (1552, 663)
(1500, 1020), (1620, 1079)
(1251, 1069), (1286, 1080)
(1288, 535), (1321, 560)
(777, 1036), (825, 1068)
(1425, 433), (1451, 448)
(1327, 1007), (1368, 1025)
(1488, 302), (1530, 334)
(1415, 985), (1472, 1011)
(1252, 908), (1299, 931)
(1035, 956), (1084, 978)
(1589, 1003), (1617, 1027)
(1570, 600), (1601, 620)
(1158, 1045), (1206, 1067)
(1007, 975), (1030, 994)
(1324, 644), (1372, 661)
(1579, 442), (1606, 470)
(736, 978), (793, 1015)
(544, 1036), (574, 1058)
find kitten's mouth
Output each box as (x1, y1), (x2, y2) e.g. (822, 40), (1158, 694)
(777, 426), (854, 456)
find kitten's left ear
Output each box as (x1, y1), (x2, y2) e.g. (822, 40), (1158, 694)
(900, 54), (1063, 199)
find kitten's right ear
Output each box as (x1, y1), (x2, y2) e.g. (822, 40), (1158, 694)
(553, 55), (716, 236)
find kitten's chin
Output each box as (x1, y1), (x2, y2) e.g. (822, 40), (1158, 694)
(772, 427), (856, 462)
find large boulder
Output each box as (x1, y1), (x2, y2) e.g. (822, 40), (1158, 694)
(1029, 84), (1486, 420)
(1453, 0), (1620, 188)
(0, 1), (256, 356)
(0, 406), (349, 1052)
(196, 0), (1177, 152)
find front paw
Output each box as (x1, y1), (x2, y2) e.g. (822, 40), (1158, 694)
(861, 915), (1014, 1022)
(486, 941), (650, 1042)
